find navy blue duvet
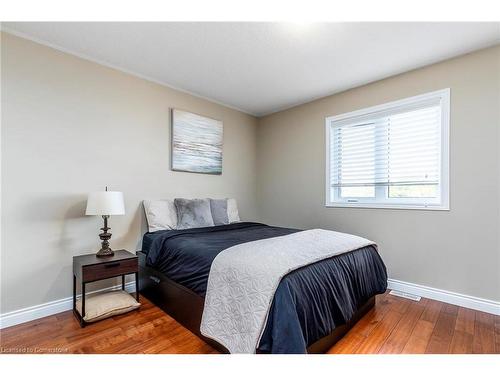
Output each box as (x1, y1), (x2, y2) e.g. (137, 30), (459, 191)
(143, 222), (387, 353)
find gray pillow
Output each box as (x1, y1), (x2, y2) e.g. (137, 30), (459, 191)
(209, 198), (229, 225)
(174, 198), (215, 230)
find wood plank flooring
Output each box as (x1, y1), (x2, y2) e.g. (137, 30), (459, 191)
(329, 292), (499, 354)
(1, 291), (498, 354)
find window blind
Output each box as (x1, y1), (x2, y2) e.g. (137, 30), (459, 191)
(331, 104), (441, 189)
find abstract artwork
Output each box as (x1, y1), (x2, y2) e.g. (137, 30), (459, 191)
(171, 109), (223, 174)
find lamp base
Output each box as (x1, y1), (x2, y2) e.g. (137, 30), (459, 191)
(96, 247), (114, 257)
(96, 215), (114, 257)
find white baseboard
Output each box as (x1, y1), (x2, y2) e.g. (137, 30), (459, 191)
(2, 278), (498, 330)
(0, 282), (136, 329)
(388, 278), (500, 315)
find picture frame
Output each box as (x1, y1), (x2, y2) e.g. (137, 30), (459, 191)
(171, 109), (223, 175)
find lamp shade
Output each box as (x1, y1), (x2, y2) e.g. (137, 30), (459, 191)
(85, 191), (125, 216)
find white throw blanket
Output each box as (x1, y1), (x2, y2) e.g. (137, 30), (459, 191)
(199, 229), (375, 353)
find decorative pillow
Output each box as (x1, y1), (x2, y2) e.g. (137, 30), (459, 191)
(76, 290), (140, 323)
(174, 198), (215, 229)
(227, 198), (240, 223)
(143, 200), (178, 232)
(209, 198), (229, 225)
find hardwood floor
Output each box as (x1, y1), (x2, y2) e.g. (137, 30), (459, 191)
(329, 292), (499, 354)
(0, 296), (217, 354)
(1, 291), (498, 354)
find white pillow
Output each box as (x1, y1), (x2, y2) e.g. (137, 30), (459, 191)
(143, 199), (178, 232)
(76, 290), (140, 323)
(227, 198), (240, 223)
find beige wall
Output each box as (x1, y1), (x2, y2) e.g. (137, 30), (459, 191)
(1, 33), (259, 313)
(257, 46), (500, 302)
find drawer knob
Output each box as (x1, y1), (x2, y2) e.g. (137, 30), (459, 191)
(104, 262), (120, 268)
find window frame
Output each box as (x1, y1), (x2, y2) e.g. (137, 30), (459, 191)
(325, 88), (450, 210)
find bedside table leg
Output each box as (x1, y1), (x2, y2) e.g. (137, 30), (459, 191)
(122, 274), (125, 290)
(81, 282), (86, 327)
(73, 275), (76, 312)
(135, 272), (139, 302)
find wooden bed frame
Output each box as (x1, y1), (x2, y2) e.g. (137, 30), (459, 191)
(137, 251), (375, 354)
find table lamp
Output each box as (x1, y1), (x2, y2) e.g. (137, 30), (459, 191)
(85, 187), (125, 257)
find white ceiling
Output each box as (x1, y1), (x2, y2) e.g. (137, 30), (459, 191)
(3, 22), (500, 116)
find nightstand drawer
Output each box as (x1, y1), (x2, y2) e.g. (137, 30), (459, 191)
(82, 258), (138, 282)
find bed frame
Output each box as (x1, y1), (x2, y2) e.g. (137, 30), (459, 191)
(137, 251), (375, 354)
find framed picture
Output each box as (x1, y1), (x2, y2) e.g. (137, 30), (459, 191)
(171, 109), (223, 174)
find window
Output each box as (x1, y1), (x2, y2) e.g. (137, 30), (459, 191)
(325, 89), (450, 210)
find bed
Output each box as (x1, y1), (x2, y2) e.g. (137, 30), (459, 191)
(137, 222), (387, 353)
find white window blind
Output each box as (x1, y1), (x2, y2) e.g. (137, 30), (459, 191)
(326, 89), (449, 210)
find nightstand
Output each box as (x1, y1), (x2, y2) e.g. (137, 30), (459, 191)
(73, 250), (139, 327)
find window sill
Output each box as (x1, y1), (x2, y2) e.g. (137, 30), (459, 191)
(325, 202), (450, 211)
